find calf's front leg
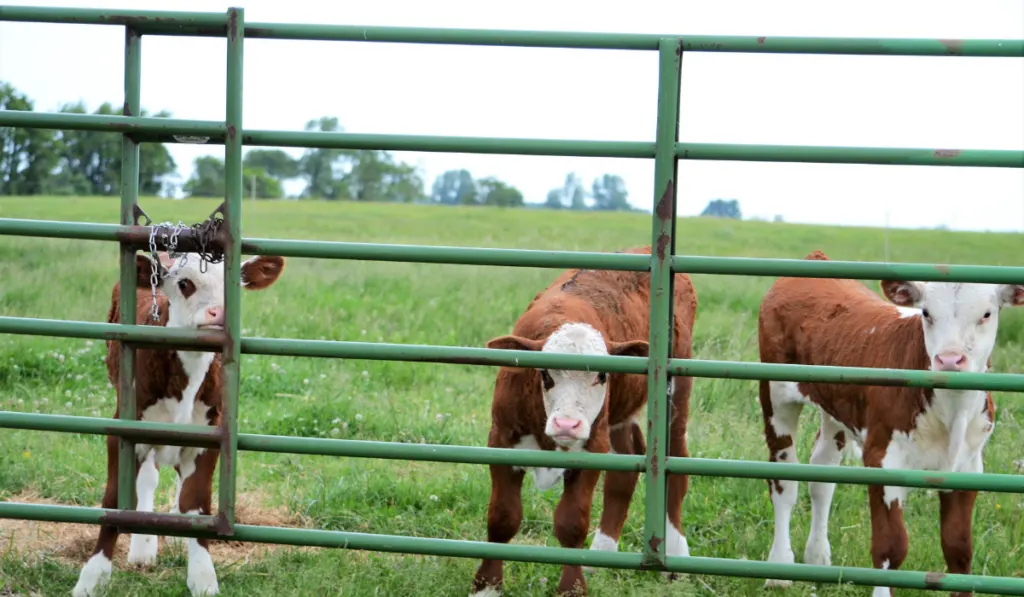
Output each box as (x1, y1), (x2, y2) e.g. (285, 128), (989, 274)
(865, 433), (909, 597)
(470, 462), (526, 596)
(178, 448), (221, 597)
(73, 435), (129, 597)
(939, 488), (978, 597)
(127, 449), (161, 566)
(554, 467), (603, 596)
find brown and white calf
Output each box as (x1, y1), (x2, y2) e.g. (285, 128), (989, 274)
(470, 246), (698, 597)
(72, 251), (285, 597)
(758, 250), (1023, 596)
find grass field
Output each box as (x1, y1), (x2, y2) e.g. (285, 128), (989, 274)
(1, 196), (1023, 597)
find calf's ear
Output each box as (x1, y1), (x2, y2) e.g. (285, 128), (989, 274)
(607, 339), (649, 358)
(880, 280), (924, 307)
(486, 335), (546, 352)
(241, 256), (286, 290)
(999, 284), (1024, 308)
(135, 253), (168, 288)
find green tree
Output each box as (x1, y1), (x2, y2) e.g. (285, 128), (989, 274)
(244, 149), (299, 180)
(183, 155), (225, 198)
(701, 198), (742, 219)
(49, 101), (176, 196)
(544, 189), (564, 209)
(0, 83), (61, 196)
(242, 166), (284, 199)
(298, 116), (351, 199)
(591, 174), (630, 211)
(479, 177), (524, 207)
(431, 169), (478, 205)
(546, 172), (587, 210)
(345, 150), (424, 203)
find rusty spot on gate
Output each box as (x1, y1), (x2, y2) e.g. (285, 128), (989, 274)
(655, 180), (674, 221)
(122, 102), (133, 117)
(939, 39), (963, 55)
(934, 149), (961, 159)
(101, 510), (217, 533)
(757, 36), (766, 45)
(923, 571), (947, 588)
(227, 125), (237, 142)
(934, 264), (951, 275)
(647, 535), (663, 553)
(923, 476), (947, 485)
(228, 10), (239, 42)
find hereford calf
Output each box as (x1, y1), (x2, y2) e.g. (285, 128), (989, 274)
(758, 250), (1023, 596)
(470, 246), (698, 597)
(73, 251), (286, 597)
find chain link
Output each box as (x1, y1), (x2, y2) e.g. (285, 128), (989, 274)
(144, 211), (225, 321)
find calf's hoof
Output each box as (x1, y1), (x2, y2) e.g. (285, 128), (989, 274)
(127, 533), (159, 566)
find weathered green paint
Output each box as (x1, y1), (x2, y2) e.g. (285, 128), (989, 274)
(2, 315), (1023, 392)
(218, 6), (245, 532)
(5, 499), (1024, 596)
(677, 143), (1024, 168)
(8, 216), (1024, 283)
(1, 6), (1023, 594)
(0, 109), (225, 138)
(116, 25), (142, 514)
(641, 37), (682, 567)
(0, 411), (221, 447)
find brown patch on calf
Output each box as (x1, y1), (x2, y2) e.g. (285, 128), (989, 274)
(241, 255), (286, 290)
(472, 245), (698, 596)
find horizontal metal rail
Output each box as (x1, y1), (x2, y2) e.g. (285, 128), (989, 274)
(2, 316), (1023, 392)
(0, 110), (226, 141)
(243, 130), (653, 158)
(3, 109), (1024, 167)
(676, 143), (1024, 168)
(0, 411), (221, 448)
(0, 316), (225, 350)
(4, 218), (1024, 283)
(0, 501), (223, 533)
(4, 6), (1022, 57)
(0, 415), (1021, 493)
(0, 5), (228, 32)
(0, 501), (1022, 595)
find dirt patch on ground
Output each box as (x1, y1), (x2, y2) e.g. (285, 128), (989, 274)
(0, 488), (318, 568)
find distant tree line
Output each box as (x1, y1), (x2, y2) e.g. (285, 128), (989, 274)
(0, 82), (637, 211)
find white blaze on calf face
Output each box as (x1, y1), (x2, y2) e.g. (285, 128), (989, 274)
(137, 252), (286, 330)
(485, 322), (649, 449)
(538, 323), (610, 447)
(882, 280), (1024, 374)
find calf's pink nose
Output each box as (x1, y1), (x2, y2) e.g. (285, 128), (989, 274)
(934, 352), (967, 371)
(552, 417), (582, 434)
(206, 306), (225, 326)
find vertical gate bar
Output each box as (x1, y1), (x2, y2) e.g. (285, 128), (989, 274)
(116, 25), (142, 513)
(641, 37), (683, 569)
(218, 6), (245, 531)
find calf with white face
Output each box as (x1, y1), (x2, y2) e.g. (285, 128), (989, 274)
(487, 322), (649, 451)
(73, 251), (286, 597)
(882, 280), (1024, 373)
(758, 263), (1023, 596)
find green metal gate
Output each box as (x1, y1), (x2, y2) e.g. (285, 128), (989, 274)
(1, 5), (1024, 594)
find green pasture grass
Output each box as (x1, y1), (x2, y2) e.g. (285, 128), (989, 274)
(0, 196), (1022, 596)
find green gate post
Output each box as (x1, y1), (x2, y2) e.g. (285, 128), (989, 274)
(218, 6), (245, 532)
(642, 37), (683, 569)
(116, 24), (142, 514)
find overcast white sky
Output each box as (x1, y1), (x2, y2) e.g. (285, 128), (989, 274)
(1, 0), (1023, 231)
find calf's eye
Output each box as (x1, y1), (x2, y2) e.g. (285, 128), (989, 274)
(177, 279), (196, 298)
(982, 311), (992, 321)
(539, 369), (555, 391)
